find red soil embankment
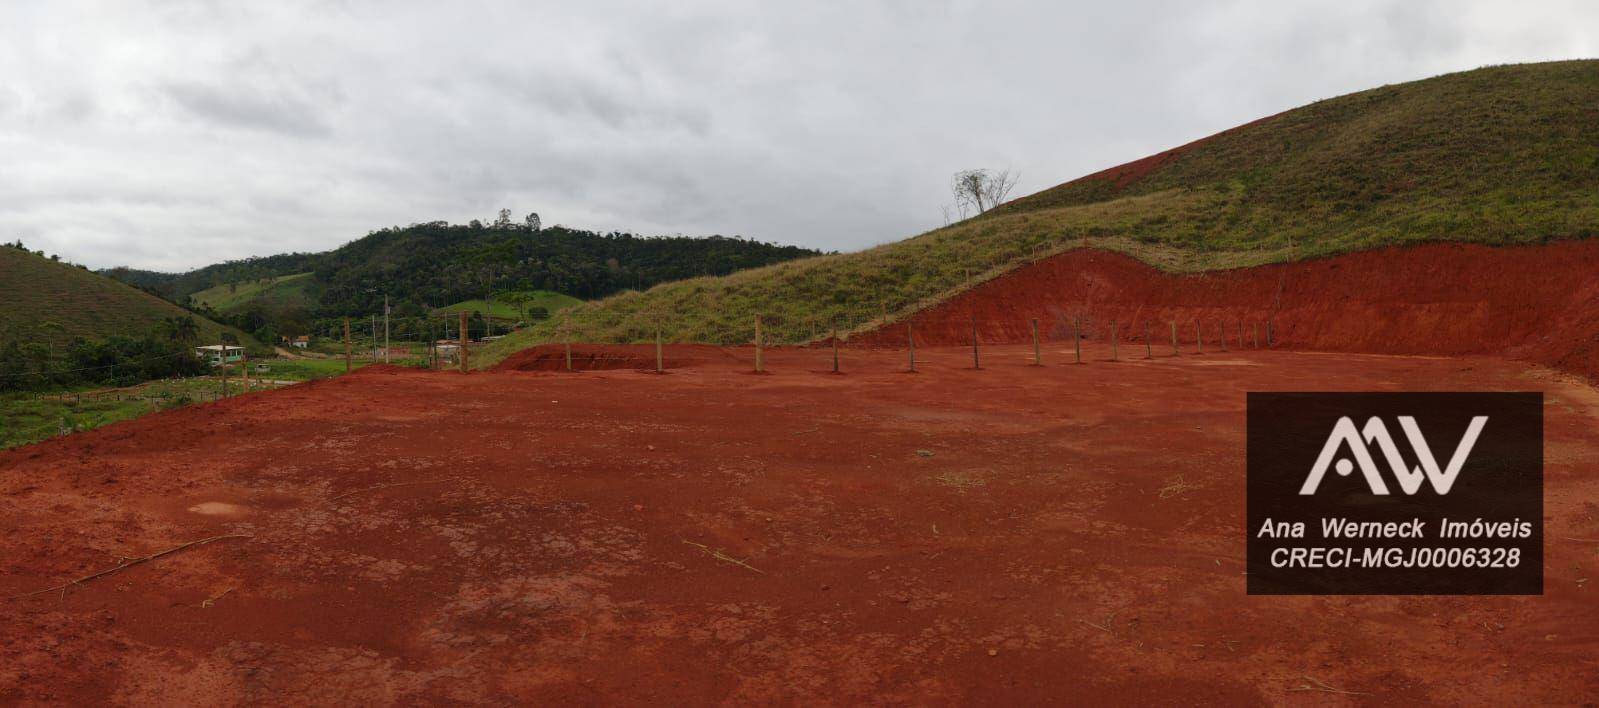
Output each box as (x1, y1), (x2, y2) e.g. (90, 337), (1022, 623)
(861, 241), (1599, 380)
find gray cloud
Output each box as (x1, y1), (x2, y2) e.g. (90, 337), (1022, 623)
(0, 0), (1595, 271)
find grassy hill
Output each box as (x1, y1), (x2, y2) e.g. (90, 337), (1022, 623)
(479, 59), (1599, 366)
(191, 272), (319, 314)
(0, 246), (261, 350)
(432, 291), (582, 320)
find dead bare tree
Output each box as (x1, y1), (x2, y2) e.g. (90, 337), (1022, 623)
(949, 168), (1020, 217)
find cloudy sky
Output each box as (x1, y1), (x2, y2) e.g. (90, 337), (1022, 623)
(1, 1), (1595, 271)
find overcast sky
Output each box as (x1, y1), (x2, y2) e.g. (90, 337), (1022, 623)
(1, 1), (1595, 271)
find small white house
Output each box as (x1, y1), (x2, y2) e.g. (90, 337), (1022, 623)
(195, 344), (246, 366)
(292, 335), (310, 349)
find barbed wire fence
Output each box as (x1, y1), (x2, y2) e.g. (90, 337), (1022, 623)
(2, 300), (1283, 411)
(478, 306), (1281, 374)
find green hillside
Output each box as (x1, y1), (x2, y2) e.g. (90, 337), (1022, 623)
(433, 291), (582, 320)
(191, 272), (318, 313)
(479, 60), (1599, 366)
(106, 222), (820, 346)
(0, 246), (261, 350)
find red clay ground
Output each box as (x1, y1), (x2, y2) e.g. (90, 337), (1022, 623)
(2, 344), (1597, 704)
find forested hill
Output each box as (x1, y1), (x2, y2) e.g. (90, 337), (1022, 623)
(312, 222), (817, 316)
(104, 221), (820, 322)
(105, 252), (322, 302)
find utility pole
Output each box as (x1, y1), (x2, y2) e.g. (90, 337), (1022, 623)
(219, 341), (228, 398)
(344, 318), (351, 372)
(383, 295), (390, 363)
(459, 311), (469, 373)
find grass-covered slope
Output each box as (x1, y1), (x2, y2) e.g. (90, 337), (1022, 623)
(191, 272), (319, 314)
(0, 247), (260, 348)
(433, 291), (581, 320)
(478, 60), (1599, 366)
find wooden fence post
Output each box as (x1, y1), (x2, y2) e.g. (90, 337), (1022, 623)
(564, 317), (573, 372)
(831, 326), (840, 373)
(458, 311), (468, 373)
(242, 352), (250, 392)
(1073, 317), (1082, 364)
(1171, 321), (1179, 355)
(1253, 322), (1259, 349)
(907, 323), (916, 372)
(656, 326), (664, 373)
(970, 315), (980, 369)
(1030, 318), (1041, 366)
(1219, 320), (1228, 352)
(1110, 320), (1118, 361)
(1195, 320), (1203, 354)
(344, 318), (351, 373)
(754, 314), (764, 373)
(1144, 322), (1152, 359)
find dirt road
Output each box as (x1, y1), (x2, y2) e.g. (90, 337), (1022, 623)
(2, 343), (1595, 704)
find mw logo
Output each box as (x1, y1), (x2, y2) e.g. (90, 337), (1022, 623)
(1299, 416), (1488, 496)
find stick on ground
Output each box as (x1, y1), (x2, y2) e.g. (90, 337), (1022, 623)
(1288, 675), (1369, 696)
(330, 477), (460, 502)
(8, 533), (252, 601)
(682, 540), (765, 574)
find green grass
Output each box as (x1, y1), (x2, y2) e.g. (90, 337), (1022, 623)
(0, 394), (153, 449)
(0, 377), (234, 449)
(0, 247), (262, 352)
(433, 291), (581, 320)
(0, 356), (394, 449)
(477, 60), (1599, 367)
(191, 272), (317, 313)
(253, 356), (370, 381)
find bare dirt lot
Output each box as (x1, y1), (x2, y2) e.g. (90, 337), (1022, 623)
(2, 343), (1597, 704)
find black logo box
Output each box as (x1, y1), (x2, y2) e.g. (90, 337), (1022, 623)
(1246, 392), (1542, 595)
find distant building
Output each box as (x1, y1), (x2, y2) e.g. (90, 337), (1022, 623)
(292, 335), (310, 349)
(195, 344), (246, 366)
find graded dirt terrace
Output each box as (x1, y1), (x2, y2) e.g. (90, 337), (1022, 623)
(1, 344), (1596, 704)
